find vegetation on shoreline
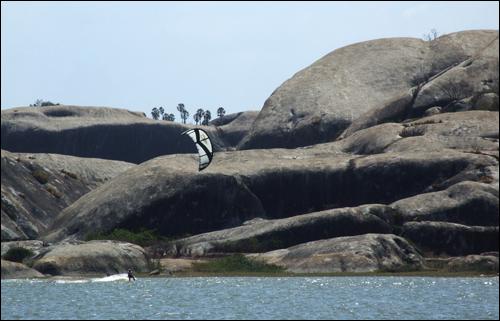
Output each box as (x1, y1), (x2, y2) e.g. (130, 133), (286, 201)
(85, 228), (167, 247)
(148, 269), (498, 278)
(191, 254), (286, 274)
(2, 247), (35, 264)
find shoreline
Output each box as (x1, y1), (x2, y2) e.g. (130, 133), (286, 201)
(3, 270), (498, 281)
(148, 270), (500, 278)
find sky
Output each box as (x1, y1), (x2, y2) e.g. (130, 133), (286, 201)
(1, 1), (499, 119)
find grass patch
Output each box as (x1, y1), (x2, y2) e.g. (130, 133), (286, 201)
(192, 254), (285, 274)
(85, 228), (166, 247)
(2, 247), (34, 263)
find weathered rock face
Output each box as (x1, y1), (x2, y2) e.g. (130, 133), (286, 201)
(1, 259), (44, 279)
(210, 111), (259, 147)
(168, 204), (393, 256)
(44, 161), (266, 242)
(340, 36), (499, 138)
(390, 181), (499, 226)
(339, 111), (499, 155)
(239, 30), (498, 150)
(43, 144), (496, 243)
(3, 31), (498, 274)
(165, 180), (498, 259)
(1, 150), (134, 241)
(32, 240), (149, 276)
(401, 222), (499, 256)
(1, 105), (255, 163)
(250, 234), (424, 273)
(445, 254), (499, 272)
(1, 240), (45, 256)
(411, 34), (499, 113)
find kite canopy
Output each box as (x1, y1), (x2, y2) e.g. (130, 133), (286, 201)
(181, 128), (214, 171)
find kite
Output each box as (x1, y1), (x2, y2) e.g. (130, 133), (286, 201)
(181, 128), (214, 171)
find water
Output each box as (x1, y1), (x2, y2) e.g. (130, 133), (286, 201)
(2, 276), (498, 320)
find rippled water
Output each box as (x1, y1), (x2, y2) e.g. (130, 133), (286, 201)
(2, 276), (498, 320)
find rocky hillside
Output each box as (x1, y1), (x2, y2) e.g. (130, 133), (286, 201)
(44, 131), (498, 242)
(1, 30), (498, 276)
(210, 111), (260, 147)
(239, 30), (498, 150)
(1, 150), (134, 241)
(0, 106), (257, 163)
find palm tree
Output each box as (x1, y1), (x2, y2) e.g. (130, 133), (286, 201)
(217, 107), (226, 119)
(194, 108), (204, 125)
(177, 103), (189, 124)
(202, 110), (212, 125)
(163, 113), (175, 121)
(151, 107), (160, 120)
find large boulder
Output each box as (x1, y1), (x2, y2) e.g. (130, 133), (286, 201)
(32, 240), (149, 276)
(250, 234), (424, 273)
(210, 111), (259, 147)
(445, 254), (499, 273)
(43, 145), (496, 243)
(1, 259), (44, 279)
(1, 150), (134, 241)
(390, 181), (498, 226)
(340, 32), (499, 139)
(239, 30), (498, 150)
(167, 204), (393, 256)
(401, 221), (498, 256)
(386, 111), (499, 154)
(411, 34), (499, 113)
(168, 179), (499, 257)
(340, 111), (499, 155)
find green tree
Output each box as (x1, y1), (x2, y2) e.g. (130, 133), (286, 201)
(158, 106), (165, 117)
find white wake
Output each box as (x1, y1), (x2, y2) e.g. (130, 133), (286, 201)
(91, 273), (130, 282)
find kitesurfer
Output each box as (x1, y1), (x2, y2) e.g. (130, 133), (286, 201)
(127, 269), (136, 281)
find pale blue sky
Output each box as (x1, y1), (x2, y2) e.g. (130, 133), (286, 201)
(1, 1), (499, 118)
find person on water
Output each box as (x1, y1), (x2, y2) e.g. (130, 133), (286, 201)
(127, 269), (136, 282)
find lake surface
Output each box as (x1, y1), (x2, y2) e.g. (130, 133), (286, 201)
(2, 276), (498, 320)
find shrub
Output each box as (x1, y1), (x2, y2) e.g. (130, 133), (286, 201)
(85, 228), (163, 247)
(32, 169), (49, 184)
(400, 126), (426, 138)
(41, 101), (58, 106)
(3, 247), (34, 263)
(192, 254), (285, 273)
(61, 169), (78, 179)
(217, 237), (285, 253)
(46, 185), (62, 199)
(30, 99), (60, 107)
